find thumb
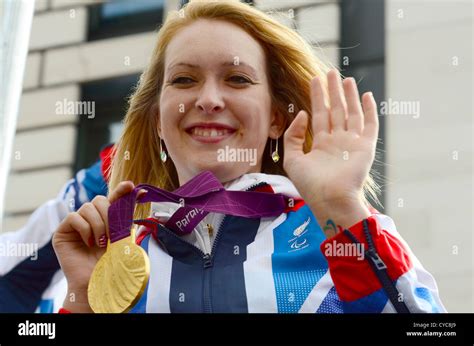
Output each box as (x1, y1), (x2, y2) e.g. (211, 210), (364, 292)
(108, 181), (135, 203)
(283, 110), (309, 159)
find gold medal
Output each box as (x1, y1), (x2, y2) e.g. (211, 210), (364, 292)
(88, 226), (150, 313)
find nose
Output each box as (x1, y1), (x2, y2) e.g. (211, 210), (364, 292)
(195, 80), (225, 115)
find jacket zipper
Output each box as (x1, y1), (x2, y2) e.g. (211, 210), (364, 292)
(136, 180), (270, 313)
(202, 214), (226, 312)
(201, 181), (269, 312)
(137, 216), (226, 313)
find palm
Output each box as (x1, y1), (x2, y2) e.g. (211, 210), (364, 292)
(54, 232), (106, 291)
(283, 70), (378, 207)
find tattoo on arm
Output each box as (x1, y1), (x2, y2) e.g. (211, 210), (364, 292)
(323, 219), (344, 238)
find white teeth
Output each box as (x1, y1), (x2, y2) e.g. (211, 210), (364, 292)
(191, 127), (230, 137)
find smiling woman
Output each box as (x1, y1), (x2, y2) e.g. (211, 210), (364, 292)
(52, 0), (446, 314)
(159, 18), (281, 186)
(109, 0), (336, 198)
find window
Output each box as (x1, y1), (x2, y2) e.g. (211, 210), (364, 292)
(76, 74), (139, 171)
(88, 0), (165, 41)
(78, 0), (168, 169)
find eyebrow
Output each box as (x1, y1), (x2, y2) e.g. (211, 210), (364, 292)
(167, 61), (259, 78)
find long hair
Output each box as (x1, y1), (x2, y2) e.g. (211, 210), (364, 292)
(108, 0), (381, 219)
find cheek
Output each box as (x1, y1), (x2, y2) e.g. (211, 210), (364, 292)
(159, 93), (189, 131)
(240, 98), (271, 133)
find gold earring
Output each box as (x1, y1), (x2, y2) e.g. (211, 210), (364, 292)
(160, 139), (167, 163)
(270, 137), (280, 163)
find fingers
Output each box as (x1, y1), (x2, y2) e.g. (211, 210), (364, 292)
(54, 181), (138, 252)
(108, 181), (135, 203)
(91, 195), (110, 244)
(56, 212), (92, 248)
(343, 77), (364, 134)
(317, 69), (376, 138)
(327, 69), (348, 131)
(362, 92), (379, 139)
(283, 110), (309, 160)
(311, 77), (330, 135)
(77, 203), (107, 248)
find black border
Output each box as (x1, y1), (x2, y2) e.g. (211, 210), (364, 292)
(1, 313), (473, 345)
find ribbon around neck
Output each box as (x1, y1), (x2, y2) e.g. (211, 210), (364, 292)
(108, 171), (294, 242)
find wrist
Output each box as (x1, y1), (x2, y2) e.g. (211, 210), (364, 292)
(63, 288), (93, 313)
(308, 196), (371, 237)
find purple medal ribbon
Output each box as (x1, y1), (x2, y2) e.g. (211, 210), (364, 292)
(108, 171), (293, 242)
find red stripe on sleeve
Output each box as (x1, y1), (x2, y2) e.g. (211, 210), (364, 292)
(320, 215), (412, 302)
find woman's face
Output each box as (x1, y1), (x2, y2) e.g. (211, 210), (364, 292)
(159, 19), (282, 186)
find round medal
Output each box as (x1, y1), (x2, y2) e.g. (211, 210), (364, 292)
(88, 235), (150, 313)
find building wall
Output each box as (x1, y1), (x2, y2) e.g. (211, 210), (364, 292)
(385, 0), (473, 312)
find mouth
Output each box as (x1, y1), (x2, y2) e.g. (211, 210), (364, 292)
(185, 123), (237, 144)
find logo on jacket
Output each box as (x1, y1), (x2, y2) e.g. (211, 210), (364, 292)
(288, 217), (310, 252)
(293, 217), (310, 237)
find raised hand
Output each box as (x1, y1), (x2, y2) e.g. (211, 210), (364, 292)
(283, 69), (379, 235)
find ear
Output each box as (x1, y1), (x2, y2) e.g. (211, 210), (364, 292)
(269, 106), (286, 139)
